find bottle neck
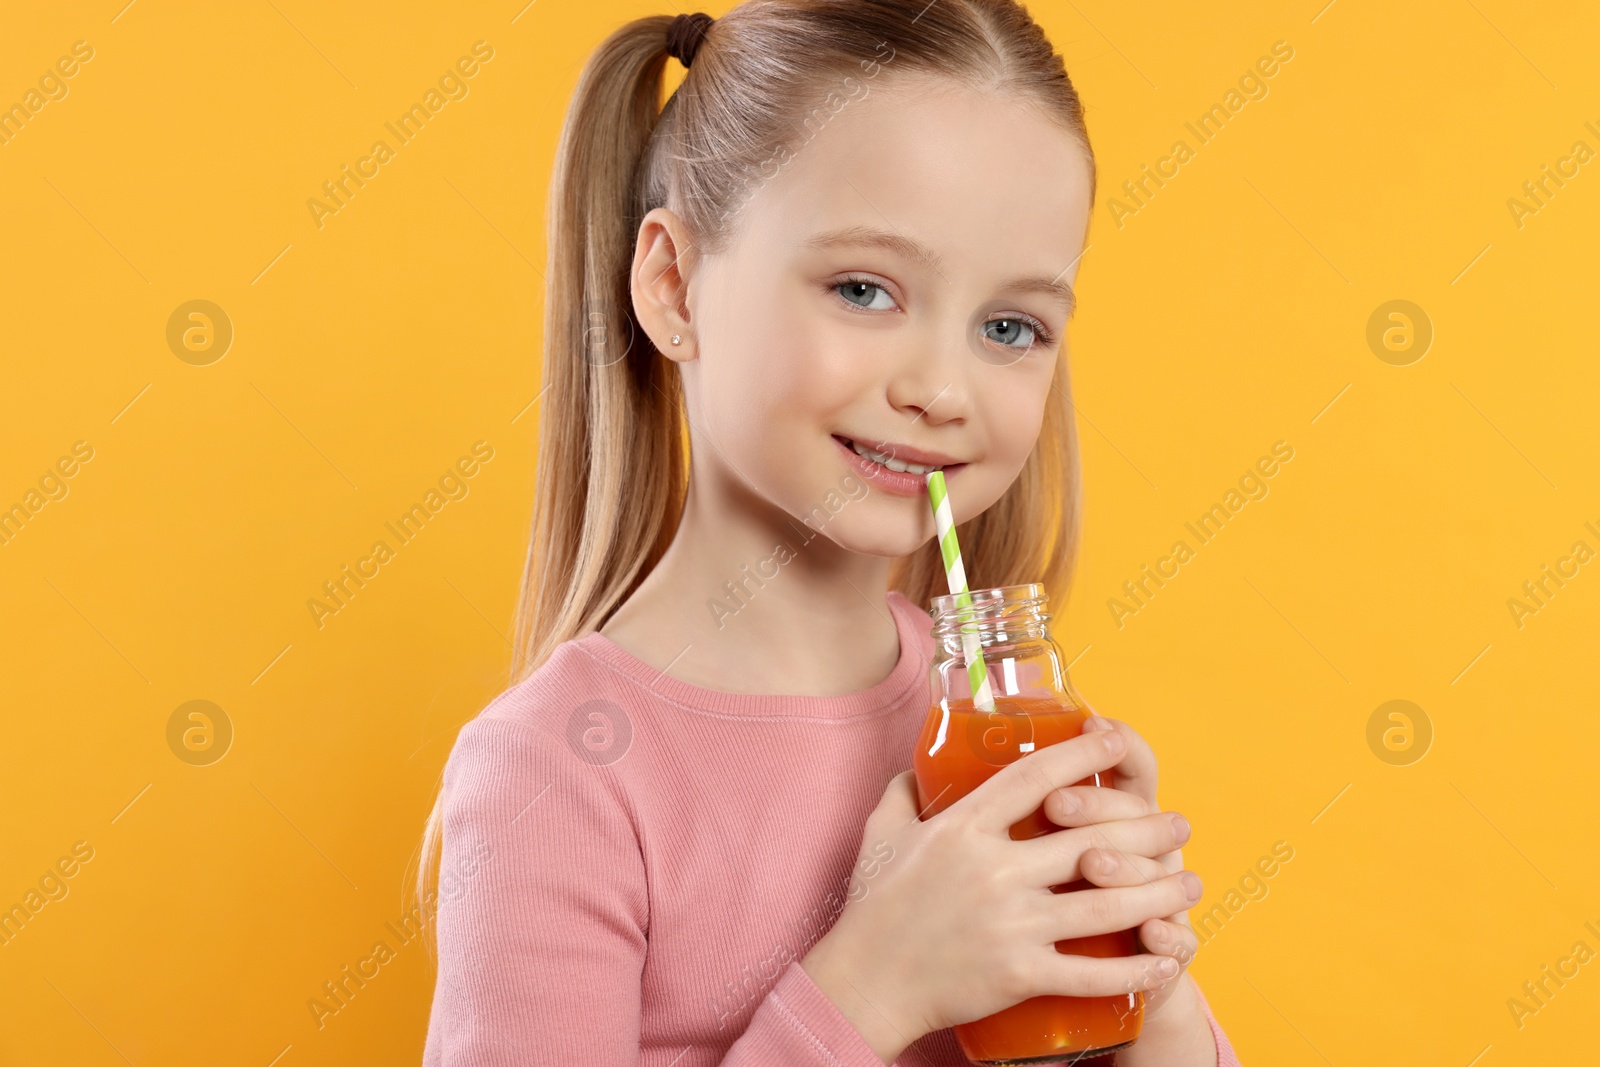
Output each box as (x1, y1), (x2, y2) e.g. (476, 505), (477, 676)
(930, 583), (1052, 656)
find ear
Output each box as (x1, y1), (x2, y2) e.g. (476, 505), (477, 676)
(631, 207), (698, 363)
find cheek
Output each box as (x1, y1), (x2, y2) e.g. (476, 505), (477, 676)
(977, 362), (1054, 467)
(708, 290), (866, 441)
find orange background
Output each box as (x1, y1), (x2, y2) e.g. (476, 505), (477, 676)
(2, 1), (1597, 1063)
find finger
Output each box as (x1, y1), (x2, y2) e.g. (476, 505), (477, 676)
(1043, 784), (1154, 828)
(1037, 952), (1182, 999)
(1078, 848), (1176, 889)
(1048, 871), (1203, 941)
(1029, 949), (1183, 1000)
(1151, 844), (1186, 880)
(961, 726), (1127, 834)
(1025, 811), (1191, 882)
(1080, 713), (1160, 810)
(1138, 917), (1200, 971)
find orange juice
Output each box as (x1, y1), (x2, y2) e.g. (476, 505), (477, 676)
(914, 695), (1142, 1064)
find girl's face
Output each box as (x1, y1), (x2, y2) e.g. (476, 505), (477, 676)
(646, 75), (1093, 559)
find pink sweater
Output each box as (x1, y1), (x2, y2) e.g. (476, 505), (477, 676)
(423, 590), (1241, 1066)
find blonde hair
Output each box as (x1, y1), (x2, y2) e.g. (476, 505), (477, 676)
(416, 0), (1097, 949)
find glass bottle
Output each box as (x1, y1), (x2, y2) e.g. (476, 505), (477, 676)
(913, 583), (1143, 1064)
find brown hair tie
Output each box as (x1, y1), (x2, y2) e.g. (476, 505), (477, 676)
(665, 12), (714, 68)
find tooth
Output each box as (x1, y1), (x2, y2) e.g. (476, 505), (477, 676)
(847, 438), (944, 474)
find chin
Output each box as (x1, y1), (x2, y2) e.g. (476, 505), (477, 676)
(814, 511), (931, 561)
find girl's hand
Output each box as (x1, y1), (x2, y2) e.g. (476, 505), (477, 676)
(1045, 713), (1199, 1020)
(799, 727), (1200, 1063)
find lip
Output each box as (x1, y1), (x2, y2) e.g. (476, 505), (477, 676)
(832, 434), (969, 497)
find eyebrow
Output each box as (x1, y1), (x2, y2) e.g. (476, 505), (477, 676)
(803, 224), (1078, 318)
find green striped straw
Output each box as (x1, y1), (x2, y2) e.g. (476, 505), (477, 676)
(926, 470), (996, 712)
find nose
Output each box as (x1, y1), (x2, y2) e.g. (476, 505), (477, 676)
(887, 335), (973, 426)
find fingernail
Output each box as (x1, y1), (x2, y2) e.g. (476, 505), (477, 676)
(1157, 958), (1179, 977)
(1083, 715), (1110, 732)
(1180, 871), (1202, 901)
(1170, 814), (1191, 844)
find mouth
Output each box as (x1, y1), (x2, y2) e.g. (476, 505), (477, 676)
(832, 434), (969, 496)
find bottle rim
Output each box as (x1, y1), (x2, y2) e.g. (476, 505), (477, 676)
(929, 582), (1048, 626)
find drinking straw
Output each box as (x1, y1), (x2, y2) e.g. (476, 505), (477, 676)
(926, 470), (996, 712)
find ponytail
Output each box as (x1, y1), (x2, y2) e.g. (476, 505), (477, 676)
(415, 16), (690, 952)
(517, 15), (691, 676)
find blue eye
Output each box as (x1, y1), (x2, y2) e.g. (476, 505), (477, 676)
(833, 278), (897, 311)
(983, 317), (1051, 350)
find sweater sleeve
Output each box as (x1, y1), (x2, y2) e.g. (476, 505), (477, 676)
(421, 713), (889, 1067)
(1190, 980), (1242, 1067)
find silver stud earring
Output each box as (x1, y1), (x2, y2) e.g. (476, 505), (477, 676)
(670, 334), (682, 346)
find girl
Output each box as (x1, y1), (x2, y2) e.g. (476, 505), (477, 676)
(419, 2), (1241, 1064)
